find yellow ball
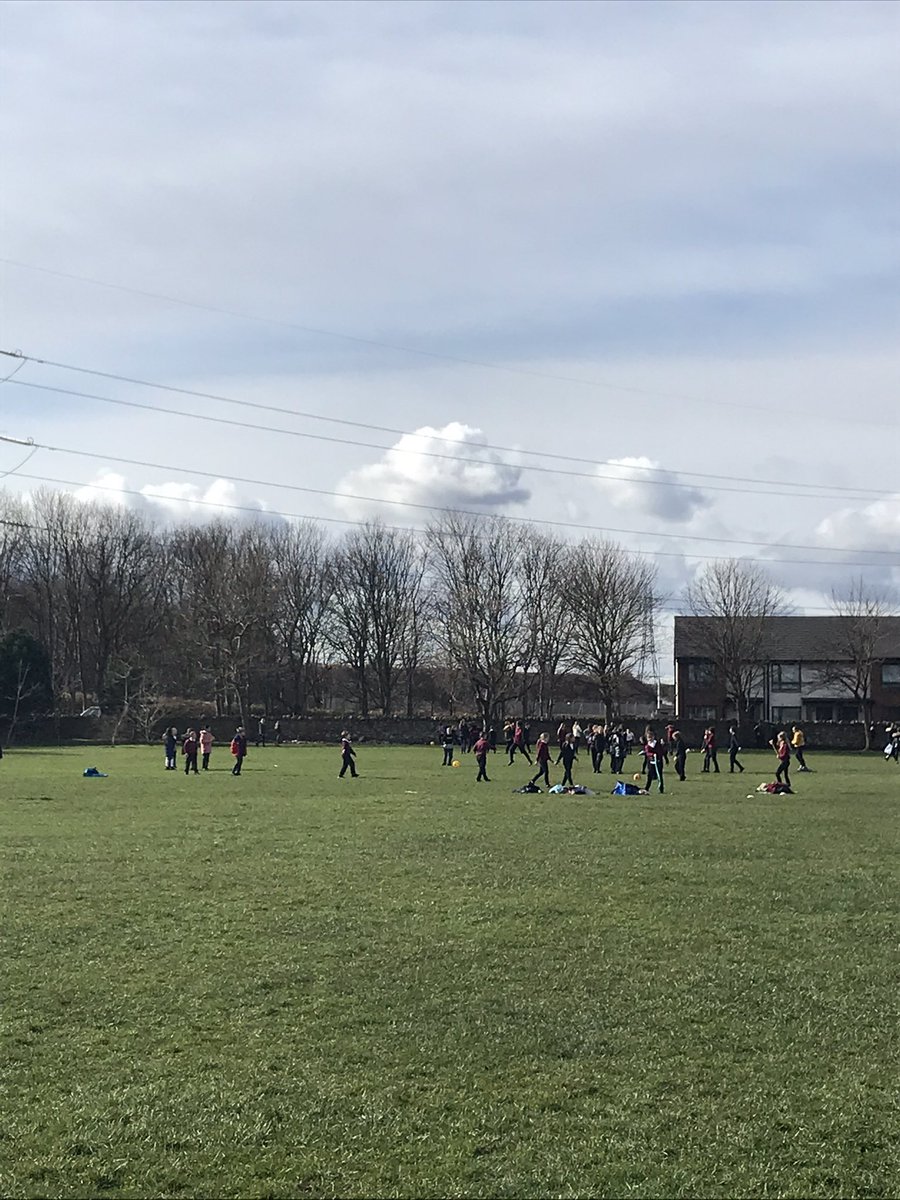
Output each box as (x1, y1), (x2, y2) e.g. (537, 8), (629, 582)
(452, 760), (461, 768)
(633, 773), (641, 782)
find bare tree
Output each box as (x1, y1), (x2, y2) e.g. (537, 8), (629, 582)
(170, 522), (266, 719)
(270, 522), (332, 715)
(519, 533), (574, 718)
(326, 523), (424, 716)
(18, 490), (85, 709)
(0, 495), (28, 632)
(567, 539), (657, 719)
(685, 560), (785, 722)
(80, 507), (167, 707)
(828, 579), (894, 749)
(426, 514), (528, 727)
(398, 549), (431, 718)
(0, 630), (52, 747)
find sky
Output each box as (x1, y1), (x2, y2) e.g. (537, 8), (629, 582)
(1, 0), (899, 676)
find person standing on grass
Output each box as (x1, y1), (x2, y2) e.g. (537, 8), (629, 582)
(163, 726), (178, 770)
(473, 731), (491, 782)
(590, 724), (605, 773)
(791, 725), (809, 771)
(458, 719), (470, 754)
(572, 719), (583, 750)
(643, 730), (667, 794)
(339, 730), (358, 778)
(256, 716), (266, 748)
(182, 729), (199, 775)
(555, 733), (578, 788)
(441, 725), (454, 766)
(530, 732), (551, 789)
(199, 726), (214, 771)
(230, 727), (248, 776)
(556, 719), (569, 750)
(728, 726), (745, 774)
(607, 726), (621, 774)
(671, 730), (687, 781)
(702, 726), (720, 773)
(508, 720), (533, 766)
(773, 730), (791, 786)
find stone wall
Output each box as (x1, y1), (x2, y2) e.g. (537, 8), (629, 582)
(1, 712), (887, 751)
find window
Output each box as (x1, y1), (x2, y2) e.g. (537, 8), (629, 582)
(687, 660), (716, 686)
(812, 703), (834, 723)
(771, 662), (801, 688)
(838, 705), (859, 723)
(881, 663), (900, 686)
(688, 705), (717, 720)
(771, 705), (801, 724)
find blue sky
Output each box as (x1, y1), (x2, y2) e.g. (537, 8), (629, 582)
(1, 0), (899, 655)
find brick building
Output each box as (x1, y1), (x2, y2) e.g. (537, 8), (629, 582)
(674, 615), (900, 724)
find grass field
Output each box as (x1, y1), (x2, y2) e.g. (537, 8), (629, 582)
(2, 743), (898, 1199)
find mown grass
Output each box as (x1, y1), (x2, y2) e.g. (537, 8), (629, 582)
(1, 743), (898, 1199)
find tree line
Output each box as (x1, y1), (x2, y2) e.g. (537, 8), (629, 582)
(0, 490), (658, 727)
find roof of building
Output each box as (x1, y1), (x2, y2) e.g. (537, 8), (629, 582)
(674, 615), (900, 662)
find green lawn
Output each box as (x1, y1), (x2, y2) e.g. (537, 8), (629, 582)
(1, 744), (898, 1199)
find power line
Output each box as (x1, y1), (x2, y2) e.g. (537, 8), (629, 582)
(1, 260), (895, 429)
(6, 462), (898, 570)
(4, 372), (896, 509)
(2, 348), (895, 501)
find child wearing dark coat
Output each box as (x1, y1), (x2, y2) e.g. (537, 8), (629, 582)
(339, 731), (358, 778)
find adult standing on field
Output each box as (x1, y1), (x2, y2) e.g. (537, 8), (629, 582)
(230, 726), (248, 776)
(473, 731), (491, 782)
(791, 725), (809, 771)
(339, 730), (359, 778)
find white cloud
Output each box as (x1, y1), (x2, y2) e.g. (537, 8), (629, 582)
(69, 470), (281, 525)
(334, 422), (530, 522)
(593, 457), (711, 524)
(814, 495), (900, 552)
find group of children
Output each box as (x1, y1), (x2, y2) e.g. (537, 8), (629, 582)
(163, 726), (248, 776)
(438, 718), (814, 793)
(154, 717), (829, 792)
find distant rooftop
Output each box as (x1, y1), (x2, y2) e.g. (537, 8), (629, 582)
(674, 615), (900, 662)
